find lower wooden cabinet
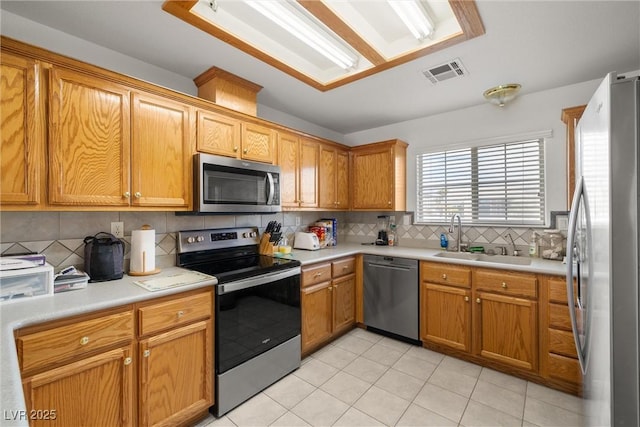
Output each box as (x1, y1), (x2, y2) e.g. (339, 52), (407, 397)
(301, 257), (355, 354)
(16, 288), (214, 427)
(421, 282), (472, 352)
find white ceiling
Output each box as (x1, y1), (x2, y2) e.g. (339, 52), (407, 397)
(2, 1), (639, 135)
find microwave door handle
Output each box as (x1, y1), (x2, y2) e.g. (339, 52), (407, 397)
(266, 173), (275, 205)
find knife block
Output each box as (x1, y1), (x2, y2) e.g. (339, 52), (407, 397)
(259, 233), (275, 255)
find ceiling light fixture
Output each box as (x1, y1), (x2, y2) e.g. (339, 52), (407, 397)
(388, 0), (435, 41)
(483, 83), (522, 107)
(245, 0), (358, 71)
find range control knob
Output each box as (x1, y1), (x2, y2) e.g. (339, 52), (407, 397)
(243, 232), (250, 238)
(186, 236), (195, 244)
(196, 235), (205, 242)
(250, 232), (257, 237)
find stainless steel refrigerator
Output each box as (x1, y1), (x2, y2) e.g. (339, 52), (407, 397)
(567, 72), (639, 426)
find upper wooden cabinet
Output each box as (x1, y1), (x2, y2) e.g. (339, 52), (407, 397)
(0, 52), (44, 206)
(350, 139), (407, 211)
(131, 92), (192, 208)
(562, 105), (586, 209)
(197, 110), (275, 164)
(48, 66), (132, 207)
(48, 67), (193, 209)
(277, 132), (318, 209)
(318, 143), (349, 210)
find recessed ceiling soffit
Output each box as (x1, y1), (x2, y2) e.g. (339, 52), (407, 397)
(162, 0), (485, 91)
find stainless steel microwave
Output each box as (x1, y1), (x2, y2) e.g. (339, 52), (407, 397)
(193, 153), (281, 214)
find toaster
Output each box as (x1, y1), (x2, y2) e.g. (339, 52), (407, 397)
(293, 232), (320, 251)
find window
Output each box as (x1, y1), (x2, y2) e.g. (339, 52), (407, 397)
(416, 138), (545, 225)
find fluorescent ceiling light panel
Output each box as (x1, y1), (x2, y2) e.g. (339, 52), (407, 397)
(245, 0), (358, 70)
(388, 0), (435, 41)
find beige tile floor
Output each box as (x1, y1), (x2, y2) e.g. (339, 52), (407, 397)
(197, 328), (587, 427)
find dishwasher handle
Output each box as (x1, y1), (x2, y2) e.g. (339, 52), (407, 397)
(366, 262), (416, 272)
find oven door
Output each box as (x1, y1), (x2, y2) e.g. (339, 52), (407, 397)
(215, 267), (301, 374)
(197, 153), (281, 213)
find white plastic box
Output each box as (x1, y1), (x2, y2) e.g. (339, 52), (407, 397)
(0, 263), (54, 303)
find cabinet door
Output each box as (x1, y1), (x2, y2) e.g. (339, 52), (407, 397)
(333, 274), (355, 334)
(318, 144), (337, 209)
(49, 67), (131, 206)
(299, 138), (318, 208)
(131, 92), (192, 208)
(301, 281), (332, 353)
(351, 146), (393, 209)
(277, 132), (300, 208)
(139, 320), (213, 427)
(196, 110), (241, 157)
(474, 292), (537, 372)
(421, 282), (471, 352)
(0, 53), (42, 205)
(336, 148), (349, 209)
(241, 122), (274, 163)
(22, 344), (134, 427)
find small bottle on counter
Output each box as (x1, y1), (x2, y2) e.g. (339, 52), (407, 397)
(388, 224), (396, 246)
(440, 233), (448, 250)
(528, 232), (539, 257)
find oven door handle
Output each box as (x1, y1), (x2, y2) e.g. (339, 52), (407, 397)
(217, 267), (301, 295)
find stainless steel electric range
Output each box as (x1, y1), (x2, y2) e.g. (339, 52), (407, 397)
(177, 227), (301, 417)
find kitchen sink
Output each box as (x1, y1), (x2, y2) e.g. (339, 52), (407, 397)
(433, 251), (532, 266)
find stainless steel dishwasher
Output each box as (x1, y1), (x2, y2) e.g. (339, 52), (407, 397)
(363, 254), (419, 341)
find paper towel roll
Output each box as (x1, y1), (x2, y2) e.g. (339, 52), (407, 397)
(130, 225), (156, 274)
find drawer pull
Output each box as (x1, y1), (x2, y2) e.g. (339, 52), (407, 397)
(143, 350), (150, 358)
(314, 272), (323, 278)
(328, 286), (333, 292)
(177, 310), (185, 318)
(476, 298), (481, 304)
(342, 265), (349, 270)
(80, 336), (89, 346)
(124, 357), (132, 366)
(442, 274), (448, 280)
(464, 296), (469, 302)
(501, 282), (507, 288)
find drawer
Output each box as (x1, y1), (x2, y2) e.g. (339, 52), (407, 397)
(549, 328), (578, 357)
(474, 268), (537, 298)
(548, 353), (582, 384)
(549, 276), (577, 304)
(421, 261), (471, 288)
(549, 302), (575, 330)
(138, 291), (212, 336)
(302, 263), (332, 287)
(332, 257), (355, 278)
(17, 310), (133, 373)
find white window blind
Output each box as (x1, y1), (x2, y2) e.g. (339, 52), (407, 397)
(416, 138), (545, 225)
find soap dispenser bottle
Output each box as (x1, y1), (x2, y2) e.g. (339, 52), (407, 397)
(528, 232), (539, 257)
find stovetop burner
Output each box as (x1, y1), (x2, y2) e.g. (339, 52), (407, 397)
(176, 227), (300, 284)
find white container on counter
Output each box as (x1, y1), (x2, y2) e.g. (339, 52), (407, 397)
(0, 263), (54, 303)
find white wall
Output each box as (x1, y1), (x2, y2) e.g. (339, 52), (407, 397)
(343, 79), (601, 221)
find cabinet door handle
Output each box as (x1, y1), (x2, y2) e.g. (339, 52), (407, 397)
(80, 336), (90, 346)
(464, 296), (469, 302)
(233, 146), (239, 152)
(134, 192), (142, 198)
(143, 350), (150, 358)
(177, 310), (185, 318)
(124, 357), (132, 366)
(476, 298), (481, 304)
(328, 286), (333, 291)
(123, 192), (130, 199)
(388, 201), (392, 205)
(501, 282), (507, 288)
(442, 273), (448, 280)
(243, 148), (248, 154)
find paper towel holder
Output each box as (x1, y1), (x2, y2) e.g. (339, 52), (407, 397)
(128, 224), (161, 276)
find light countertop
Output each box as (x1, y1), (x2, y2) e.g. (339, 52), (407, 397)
(1, 245), (566, 424)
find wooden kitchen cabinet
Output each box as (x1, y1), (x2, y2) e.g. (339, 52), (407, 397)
(301, 258), (356, 354)
(16, 307), (136, 427)
(137, 290), (213, 427)
(350, 139), (407, 211)
(0, 52), (45, 207)
(277, 132), (318, 208)
(131, 92), (192, 208)
(48, 66), (132, 207)
(562, 105), (586, 208)
(318, 143), (349, 210)
(473, 269), (538, 372)
(196, 109), (242, 158)
(420, 262), (472, 352)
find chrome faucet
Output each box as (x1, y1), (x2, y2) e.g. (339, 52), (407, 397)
(505, 233), (520, 256)
(449, 213), (463, 252)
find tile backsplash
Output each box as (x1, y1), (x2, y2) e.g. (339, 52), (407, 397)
(1, 210), (539, 272)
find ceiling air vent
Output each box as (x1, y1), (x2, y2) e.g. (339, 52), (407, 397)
(422, 58), (467, 85)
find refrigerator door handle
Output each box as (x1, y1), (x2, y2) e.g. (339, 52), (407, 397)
(566, 176), (589, 374)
